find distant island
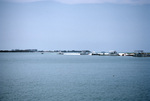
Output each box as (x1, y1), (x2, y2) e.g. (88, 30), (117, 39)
(0, 49), (38, 52)
(0, 49), (150, 57)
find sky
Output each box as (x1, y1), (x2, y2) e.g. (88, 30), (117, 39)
(0, 0), (150, 52)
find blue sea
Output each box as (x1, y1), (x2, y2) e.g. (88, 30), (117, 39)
(0, 53), (150, 101)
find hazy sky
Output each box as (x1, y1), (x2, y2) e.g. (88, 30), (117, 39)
(0, 0), (150, 52)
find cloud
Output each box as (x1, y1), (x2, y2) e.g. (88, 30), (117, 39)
(2, 0), (150, 4)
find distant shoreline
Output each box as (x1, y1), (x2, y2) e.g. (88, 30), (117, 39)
(1, 49), (150, 57)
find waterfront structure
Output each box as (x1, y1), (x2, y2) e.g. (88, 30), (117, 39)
(58, 50), (91, 55)
(118, 53), (125, 56)
(80, 50), (91, 55)
(133, 50), (149, 57)
(109, 50), (119, 56)
(101, 51), (106, 56)
(62, 53), (81, 55)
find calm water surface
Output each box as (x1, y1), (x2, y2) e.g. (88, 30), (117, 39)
(0, 53), (150, 101)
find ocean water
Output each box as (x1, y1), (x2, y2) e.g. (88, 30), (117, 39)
(0, 53), (150, 101)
